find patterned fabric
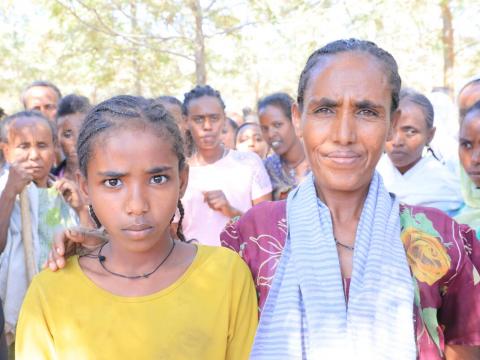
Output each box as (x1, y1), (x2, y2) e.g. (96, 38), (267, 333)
(250, 173), (415, 359)
(263, 154), (310, 200)
(221, 196), (480, 359)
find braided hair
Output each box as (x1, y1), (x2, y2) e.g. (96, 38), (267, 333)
(297, 39), (401, 114)
(77, 95), (188, 241)
(182, 85), (226, 116)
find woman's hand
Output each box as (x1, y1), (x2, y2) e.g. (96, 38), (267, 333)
(44, 227), (108, 271)
(203, 190), (242, 218)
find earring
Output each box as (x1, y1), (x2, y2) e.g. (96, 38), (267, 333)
(88, 205), (102, 229)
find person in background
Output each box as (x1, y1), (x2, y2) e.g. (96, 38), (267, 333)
(156, 96), (195, 157)
(377, 89), (463, 216)
(220, 117), (238, 150)
(0, 111), (87, 346)
(235, 122), (269, 159)
(259, 92), (309, 200)
(21, 80), (64, 166)
(21, 81), (62, 123)
(458, 75), (480, 118)
(179, 85), (272, 245)
(53, 94), (91, 180)
(0, 107), (5, 169)
(455, 100), (480, 238)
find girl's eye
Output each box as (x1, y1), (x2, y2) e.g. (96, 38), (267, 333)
(460, 141), (472, 150)
(63, 130), (72, 138)
(104, 179), (122, 188)
(151, 175), (168, 184)
(405, 129), (418, 136)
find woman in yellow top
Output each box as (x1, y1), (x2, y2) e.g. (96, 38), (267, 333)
(15, 96), (258, 359)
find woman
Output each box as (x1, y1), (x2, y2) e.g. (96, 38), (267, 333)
(455, 101), (480, 238)
(222, 39), (480, 359)
(377, 89), (463, 215)
(179, 85), (272, 245)
(259, 93), (310, 200)
(235, 122), (269, 159)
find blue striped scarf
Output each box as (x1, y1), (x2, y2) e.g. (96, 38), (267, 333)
(251, 172), (415, 359)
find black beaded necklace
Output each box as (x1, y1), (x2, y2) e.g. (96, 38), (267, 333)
(97, 240), (176, 279)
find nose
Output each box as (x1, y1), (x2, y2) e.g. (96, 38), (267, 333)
(332, 109), (356, 144)
(203, 118), (213, 131)
(472, 147), (480, 165)
(390, 128), (404, 147)
(125, 184), (149, 216)
(28, 146), (40, 160)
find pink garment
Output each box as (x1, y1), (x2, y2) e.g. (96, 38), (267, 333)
(182, 150), (272, 246)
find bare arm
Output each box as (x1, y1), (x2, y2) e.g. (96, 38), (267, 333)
(445, 345), (480, 360)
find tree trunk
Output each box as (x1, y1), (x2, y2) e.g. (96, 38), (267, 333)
(131, 1), (142, 95)
(440, 0), (454, 96)
(189, 0), (207, 85)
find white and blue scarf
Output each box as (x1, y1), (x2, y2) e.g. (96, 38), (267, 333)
(251, 172), (415, 359)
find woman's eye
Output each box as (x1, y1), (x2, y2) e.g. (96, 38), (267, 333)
(405, 129), (417, 136)
(104, 179), (122, 188)
(151, 175), (168, 184)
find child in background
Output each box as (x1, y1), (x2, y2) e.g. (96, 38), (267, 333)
(53, 94), (91, 180)
(15, 96), (257, 359)
(235, 122), (269, 159)
(221, 117), (238, 150)
(0, 111), (87, 344)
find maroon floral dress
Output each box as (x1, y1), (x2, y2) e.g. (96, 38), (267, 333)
(220, 200), (480, 359)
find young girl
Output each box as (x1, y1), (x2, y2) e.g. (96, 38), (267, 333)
(0, 111), (87, 344)
(15, 96), (257, 359)
(179, 85), (271, 245)
(377, 89), (463, 215)
(235, 122), (269, 159)
(258, 92), (310, 200)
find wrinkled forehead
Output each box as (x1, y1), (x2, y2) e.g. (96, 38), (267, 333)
(25, 86), (59, 103)
(303, 52), (392, 109)
(7, 117), (54, 142)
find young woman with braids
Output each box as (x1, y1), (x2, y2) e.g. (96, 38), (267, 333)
(16, 96), (257, 359)
(178, 85), (272, 245)
(376, 89), (463, 215)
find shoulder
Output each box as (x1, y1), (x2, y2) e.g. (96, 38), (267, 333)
(29, 257), (81, 295)
(195, 245), (251, 276)
(264, 154), (280, 168)
(238, 200), (286, 228)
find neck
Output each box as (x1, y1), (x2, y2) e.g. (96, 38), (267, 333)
(195, 144), (226, 165)
(34, 177), (49, 188)
(316, 183), (369, 224)
(65, 158), (79, 174)
(101, 234), (174, 274)
(281, 139), (305, 167)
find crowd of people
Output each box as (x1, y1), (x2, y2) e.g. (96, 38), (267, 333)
(0, 38), (479, 359)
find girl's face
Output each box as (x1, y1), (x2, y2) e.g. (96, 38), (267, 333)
(3, 117), (55, 186)
(293, 52), (396, 195)
(186, 96), (225, 151)
(221, 121), (236, 150)
(385, 99), (435, 174)
(259, 105), (296, 157)
(459, 110), (480, 187)
(80, 126), (188, 252)
(57, 112), (85, 163)
(236, 124), (269, 158)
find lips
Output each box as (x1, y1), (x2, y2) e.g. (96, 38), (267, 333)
(325, 150), (361, 165)
(271, 140), (282, 149)
(122, 224), (154, 238)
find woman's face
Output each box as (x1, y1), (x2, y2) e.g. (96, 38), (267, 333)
(293, 52), (396, 195)
(57, 112), (86, 163)
(459, 110), (480, 187)
(186, 96), (225, 151)
(259, 105), (296, 157)
(385, 99), (435, 174)
(236, 124), (269, 158)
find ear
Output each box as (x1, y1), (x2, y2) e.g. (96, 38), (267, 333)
(291, 103), (303, 138)
(179, 164), (189, 199)
(76, 170), (90, 203)
(387, 109), (401, 142)
(1, 143), (11, 163)
(426, 126), (436, 145)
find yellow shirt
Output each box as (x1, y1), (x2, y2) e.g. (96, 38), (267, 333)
(16, 245), (258, 359)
